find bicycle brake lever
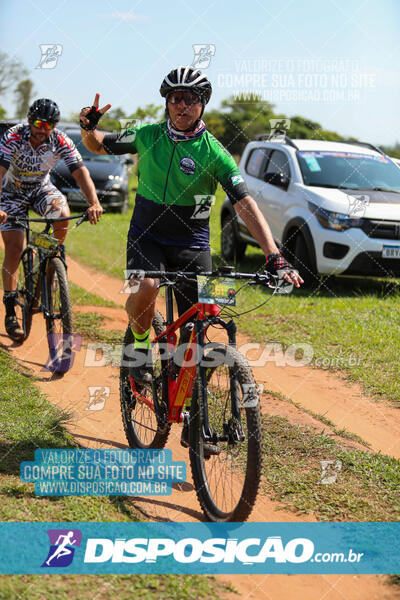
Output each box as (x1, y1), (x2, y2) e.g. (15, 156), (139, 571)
(75, 213), (89, 227)
(275, 270), (294, 294)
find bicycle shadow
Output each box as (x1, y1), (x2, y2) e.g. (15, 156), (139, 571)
(73, 433), (127, 449)
(0, 332), (70, 381)
(130, 495), (203, 522)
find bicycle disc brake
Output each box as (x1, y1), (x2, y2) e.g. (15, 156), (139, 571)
(224, 417), (245, 445)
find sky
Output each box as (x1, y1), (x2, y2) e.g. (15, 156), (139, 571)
(0, 0), (399, 145)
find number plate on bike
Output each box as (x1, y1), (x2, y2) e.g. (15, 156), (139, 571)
(197, 276), (236, 305)
(30, 231), (58, 251)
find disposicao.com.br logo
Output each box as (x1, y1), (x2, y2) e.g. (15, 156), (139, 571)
(0, 522), (395, 574)
(83, 536), (362, 565)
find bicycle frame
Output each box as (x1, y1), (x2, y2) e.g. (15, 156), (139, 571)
(129, 289), (239, 433)
(9, 213), (87, 340)
(126, 267), (287, 443)
(13, 213), (87, 320)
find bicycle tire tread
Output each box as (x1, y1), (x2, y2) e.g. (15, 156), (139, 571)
(189, 343), (262, 522)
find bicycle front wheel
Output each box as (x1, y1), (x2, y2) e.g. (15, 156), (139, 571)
(45, 257), (73, 372)
(15, 248), (34, 340)
(189, 343), (262, 522)
(119, 311), (171, 449)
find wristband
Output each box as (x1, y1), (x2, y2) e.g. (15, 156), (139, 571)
(266, 252), (281, 263)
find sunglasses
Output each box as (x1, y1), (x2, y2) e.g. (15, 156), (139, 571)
(167, 91), (201, 106)
(31, 119), (55, 131)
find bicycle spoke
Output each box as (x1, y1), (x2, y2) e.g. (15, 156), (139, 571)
(190, 344), (262, 522)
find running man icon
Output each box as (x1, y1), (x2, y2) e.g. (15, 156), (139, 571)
(41, 529), (82, 568)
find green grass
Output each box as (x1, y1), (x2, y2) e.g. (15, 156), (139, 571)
(232, 275), (400, 406)
(0, 348), (138, 522)
(67, 211), (131, 280)
(0, 347), (231, 599)
(261, 414), (400, 521)
(0, 574), (234, 600)
(69, 281), (119, 308)
(73, 311), (123, 344)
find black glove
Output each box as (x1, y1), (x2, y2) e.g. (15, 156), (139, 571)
(80, 106), (103, 131)
(265, 252), (296, 275)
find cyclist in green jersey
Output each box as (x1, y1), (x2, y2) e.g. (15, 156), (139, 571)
(79, 66), (303, 383)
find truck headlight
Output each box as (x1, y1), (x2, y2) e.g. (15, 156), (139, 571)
(308, 201), (363, 231)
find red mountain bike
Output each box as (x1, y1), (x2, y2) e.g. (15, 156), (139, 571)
(119, 267), (292, 522)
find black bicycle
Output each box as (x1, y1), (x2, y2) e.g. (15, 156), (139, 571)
(8, 213), (88, 372)
(120, 266), (293, 521)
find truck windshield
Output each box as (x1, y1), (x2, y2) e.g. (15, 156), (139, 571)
(297, 151), (400, 192)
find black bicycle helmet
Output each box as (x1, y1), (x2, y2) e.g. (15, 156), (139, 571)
(28, 98), (60, 124)
(160, 66), (212, 105)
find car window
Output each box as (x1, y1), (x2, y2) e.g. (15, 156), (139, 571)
(264, 150), (291, 180)
(68, 133), (120, 163)
(245, 148), (269, 178)
(297, 151), (400, 191)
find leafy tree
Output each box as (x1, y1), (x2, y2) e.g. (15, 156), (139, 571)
(382, 142), (400, 159)
(129, 103), (163, 124)
(99, 107), (127, 132)
(0, 52), (28, 97)
(204, 94), (347, 156)
(94, 104), (163, 132)
(0, 105), (6, 119)
(14, 78), (35, 118)
(204, 95), (275, 156)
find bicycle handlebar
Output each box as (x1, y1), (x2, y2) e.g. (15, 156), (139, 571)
(126, 268), (294, 295)
(6, 212), (88, 225)
(128, 268), (277, 284)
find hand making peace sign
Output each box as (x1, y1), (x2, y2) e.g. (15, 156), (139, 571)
(79, 93), (112, 131)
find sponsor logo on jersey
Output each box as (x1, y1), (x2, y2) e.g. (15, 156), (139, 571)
(180, 157), (196, 175)
(231, 175), (244, 185)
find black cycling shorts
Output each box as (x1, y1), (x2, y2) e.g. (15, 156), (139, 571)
(126, 236), (212, 316)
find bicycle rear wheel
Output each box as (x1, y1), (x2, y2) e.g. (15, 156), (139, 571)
(15, 248), (34, 340)
(119, 311), (171, 449)
(189, 343), (262, 522)
(45, 257), (73, 373)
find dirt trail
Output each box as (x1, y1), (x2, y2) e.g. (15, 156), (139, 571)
(0, 254), (399, 599)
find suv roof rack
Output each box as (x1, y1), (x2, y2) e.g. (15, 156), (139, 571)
(340, 140), (385, 156)
(254, 133), (299, 150)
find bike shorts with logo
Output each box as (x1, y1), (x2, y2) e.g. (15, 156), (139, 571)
(127, 235), (212, 316)
(0, 183), (68, 232)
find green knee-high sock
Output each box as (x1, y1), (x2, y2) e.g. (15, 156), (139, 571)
(131, 327), (151, 350)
